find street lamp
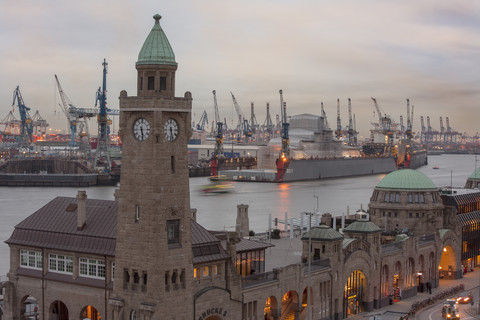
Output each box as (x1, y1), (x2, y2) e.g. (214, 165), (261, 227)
(305, 211), (313, 320)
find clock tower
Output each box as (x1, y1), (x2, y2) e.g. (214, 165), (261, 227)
(110, 14), (194, 319)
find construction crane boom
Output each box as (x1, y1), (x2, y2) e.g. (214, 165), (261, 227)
(196, 110), (208, 131)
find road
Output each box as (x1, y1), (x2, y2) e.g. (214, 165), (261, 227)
(416, 292), (478, 320)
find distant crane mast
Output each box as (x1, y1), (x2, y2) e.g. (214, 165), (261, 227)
(249, 102), (258, 138)
(12, 86), (33, 149)
(94, 59), (111, 172)
(347, 98), (355, 146)
(371, 97), (394, 156)
(420, 116), (426, 143)
(335, 99), (342, 140)
(210, 90), (224, 176)
(275, 89), (290, 182)
(439, 117), (445, 142)
(262, 102), (274, 142)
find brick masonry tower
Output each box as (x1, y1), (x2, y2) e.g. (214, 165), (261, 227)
(110, 14), (193, 319)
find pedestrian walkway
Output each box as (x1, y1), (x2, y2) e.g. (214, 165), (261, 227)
(349, 268), (480, 320)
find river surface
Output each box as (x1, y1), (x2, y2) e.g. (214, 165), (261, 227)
(0, 154), (478, 275)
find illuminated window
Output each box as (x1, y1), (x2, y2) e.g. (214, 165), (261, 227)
(193, 268), (199, 279)
(213, 265), (218, 275)
(203, 266), (210, 277)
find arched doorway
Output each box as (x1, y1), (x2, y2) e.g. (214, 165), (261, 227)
(50, 300), (68, 320)
(302, 286), (314, 317)
(20, 295), (39, 320)
(264, 296), (278, 320)
(281, 291), (299, 319)
(439, 245), (456, 279)
(343, 270), (367, 318)
(392, 261), (402, 302)
(81, 305), (102, 320)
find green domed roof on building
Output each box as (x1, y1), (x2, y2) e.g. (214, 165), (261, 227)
(344, 219), (381, 233)
(376, 169), (437, 190)
(468, 168), (480, 180)
(137, 14), (177, 66)
(301, 224), (343, 242)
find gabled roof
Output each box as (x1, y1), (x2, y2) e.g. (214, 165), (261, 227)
(5, 197), (117, 256)
(301, 224), (343, 241)
(191, 220), (230, 264)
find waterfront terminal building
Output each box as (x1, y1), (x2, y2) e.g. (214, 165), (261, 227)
(2, 14), (480, 320)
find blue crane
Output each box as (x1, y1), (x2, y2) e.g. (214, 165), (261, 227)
(196, 110), (208, 131)
(12, 86), (33, 149)
(94, 59), (112, 172)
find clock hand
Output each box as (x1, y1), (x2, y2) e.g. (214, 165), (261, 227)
(140, 127), (144, 139)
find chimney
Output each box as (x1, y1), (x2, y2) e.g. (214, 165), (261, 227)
(191, 208), (197, 221)
(77, 191), (87, 230)
(235, 204), (249, 238)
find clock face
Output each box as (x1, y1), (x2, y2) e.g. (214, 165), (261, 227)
(133, 118), (150, 141)
(164, 118), (179, 141)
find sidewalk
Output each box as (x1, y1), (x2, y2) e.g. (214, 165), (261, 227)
(349, 269), (480, 320)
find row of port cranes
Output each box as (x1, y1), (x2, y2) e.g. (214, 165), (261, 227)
(3, 60), (119, 172)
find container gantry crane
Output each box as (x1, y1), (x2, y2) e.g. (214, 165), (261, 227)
(12, 86), (34, 149)
(439, 117), (445, 142)
(371, 97), (394, 156)
(210, 90), (224, 176)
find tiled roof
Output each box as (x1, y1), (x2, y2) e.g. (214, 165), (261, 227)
(5, 196), (262, 264)
(6, 197), (117, 256)
(219, 238), (273, 253)
(301, 224), (343, 241)
(191, 220), (230, 264)
(344, 219), (382, 233)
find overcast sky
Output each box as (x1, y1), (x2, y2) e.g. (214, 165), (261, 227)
(1, 0), (479, 138)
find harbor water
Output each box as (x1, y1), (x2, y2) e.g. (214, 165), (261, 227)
(0, 154), (477, 275)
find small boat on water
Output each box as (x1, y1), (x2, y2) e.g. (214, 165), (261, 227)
(199, 181), (235, 194)
(433, 166), (439, 169)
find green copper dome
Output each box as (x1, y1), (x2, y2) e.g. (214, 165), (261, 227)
(301, 224), (343, 242)
(376, 169), (437, 190)
(469, 168), (480, 180)
(137, 14), (177, 66)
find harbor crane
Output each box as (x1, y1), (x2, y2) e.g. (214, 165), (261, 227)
(196, 110), (208, 131)
(420, 116), (426, 143)
(276, 89), (290, 181)
(321, 102), (329, 129)
(371, 97), (394, 156)
(210, 90), (224, 176)
(55, 74), (93, 153)
(440, 117), (445, 142)
(249, 102), (259, 137)
(12, 86), (34, 149)
(230, 92), (250, 141)
(335, 99), (343, 140)
(347, 98), (356, 146)
(261, 102), (274, 142)
(94, 59), (112, 172)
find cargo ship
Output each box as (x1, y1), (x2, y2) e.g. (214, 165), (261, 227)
(218, 113), (427, 182)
